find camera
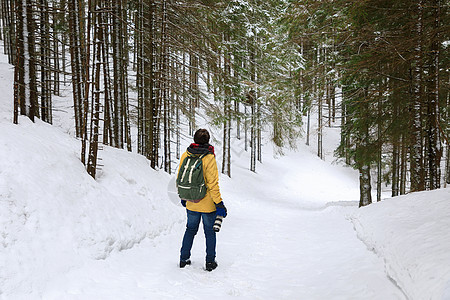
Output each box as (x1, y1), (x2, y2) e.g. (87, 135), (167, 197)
(213, 215), (224, 232)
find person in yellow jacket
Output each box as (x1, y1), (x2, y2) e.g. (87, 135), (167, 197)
(178, 129), (227, 272)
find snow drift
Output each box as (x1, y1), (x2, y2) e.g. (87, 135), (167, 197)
(0, 118), (182, 296)
(352, 188), (450, 300)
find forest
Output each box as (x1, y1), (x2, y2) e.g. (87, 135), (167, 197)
(1, 0), (449, 207)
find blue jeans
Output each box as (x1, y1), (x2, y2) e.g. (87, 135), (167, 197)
(180, 209), (216, 263)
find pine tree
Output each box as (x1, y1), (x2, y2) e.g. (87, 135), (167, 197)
(13, 0), (39, 123)
(286, 0), (449, 203)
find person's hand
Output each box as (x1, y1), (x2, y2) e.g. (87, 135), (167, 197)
(181, 200), (186, 207)
(215, 201), (227, 218)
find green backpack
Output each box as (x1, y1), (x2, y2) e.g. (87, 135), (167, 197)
(176, 154), (207, 202)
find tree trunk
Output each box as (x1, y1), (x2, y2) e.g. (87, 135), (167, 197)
(357, 88), (372, 207)
(410, 0), (425, 192)
(189, 52), (198, 135)
(112, 0), (124, 149)
(14, 0), (38, 123)
(425, 0), (441, 190)
(400, 134), (407, 195)
(68, 0), (87, 139)
(306, 107), (310, 146)
(318, 91), (323, 159)
(222, 36), (232, 177)
(87, 0), (106, 179)
(376, 83), (383, 202)
(136, 0), (144, 154)
(2, 0), (15, 64)
(40, 0), (52, 124)
(317, 47), (323, 160)
(13, 0), (24, 124)
(392, 142), (400, 197)
(358, 164), (372, 207)
(52, 1), (60, 96)
(161, 0), (171, 173)
(445, 144), (450, 186)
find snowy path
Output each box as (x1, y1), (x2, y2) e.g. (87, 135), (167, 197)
(42, 200), (406, 300)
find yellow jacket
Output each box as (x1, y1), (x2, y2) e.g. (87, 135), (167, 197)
(177, 151), (223, 213)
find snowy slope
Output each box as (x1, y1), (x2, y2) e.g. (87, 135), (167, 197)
(352, 188), (450, 300)
(0, 53), (182, 296)
(0, 117), (183, 296)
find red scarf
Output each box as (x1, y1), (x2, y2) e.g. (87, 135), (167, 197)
(188, 143), (215, 156)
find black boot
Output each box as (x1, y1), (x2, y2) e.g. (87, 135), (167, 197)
(205, 261), (218, 271)
(179, 259), (191, 268)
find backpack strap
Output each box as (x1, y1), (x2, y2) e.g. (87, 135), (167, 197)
(180, 157), (192, 183)
(181, 153), (208, 184)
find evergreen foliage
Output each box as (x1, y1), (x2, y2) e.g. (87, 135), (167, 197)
(1, 0), (448, 204)
(285, 0), (449, 205)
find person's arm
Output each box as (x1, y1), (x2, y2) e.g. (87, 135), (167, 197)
(204, 155), (222, 204)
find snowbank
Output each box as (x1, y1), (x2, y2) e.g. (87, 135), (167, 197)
(0, 118), (183, 297)
(351, 188), (450, 300)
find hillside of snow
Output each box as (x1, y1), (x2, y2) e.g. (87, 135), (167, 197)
(1, 45), (449, 300)
(352, 188), (450, 300)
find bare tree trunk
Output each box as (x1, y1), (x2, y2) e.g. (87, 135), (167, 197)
(358, 164), (372, 207)
(400, 134), (407, 195)
(317, 47), (323, 160)
(410, 0), (425, 192)
(341, 87), (351, 165)
(161, 0), (171, 173)
(52, 0), (60, 96)
(100, 7), (112, 147)
(250, 99), (256, 172)
(391, 89), (400, 197)
(222, 36), (232, 177)
(68, 0), (86, 139)
(318, 91), (323, 159)
(176, 79), (180, 159)
(87, 0), (106, 179)
(112, 0), (124, 149)
(330, 83), (336, 123)
(446, 73), (450, 186)
(13, 0), (24, 124)
(425, 0), (441, 190)
(60, 0), (66, 87)
(2, 0), (15, 64)
(392, 142), (400, 197)
(141, 0), (159, 168)
(222, 100), (231, 177)
(306, 107), (310, 146)
(358, 88), (372, 207)
(14, 0), (38, 123)
(257, 107), (262, 163)
(244, 106), (248, 151)
(39, 0), (52, 124)
(122, 0), (131, 152)
(189, 52), (198, 135)
(248, 37), (257, 172)
(376, 85), (383, 202)
(136, 0), (144, 154)
(0, 3), (3, 41)
(445, 144), (450, 186)
(26, 0), (38, 120)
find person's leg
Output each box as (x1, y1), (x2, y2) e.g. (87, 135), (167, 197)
(202, 212), (217, 263)
(180, 210), (201, 262)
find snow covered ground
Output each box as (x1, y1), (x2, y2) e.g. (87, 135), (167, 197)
(352, 189), (450, 300)
(1, 47), (449, 300)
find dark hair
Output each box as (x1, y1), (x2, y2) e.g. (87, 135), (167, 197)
(194, 129), (210, 145)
